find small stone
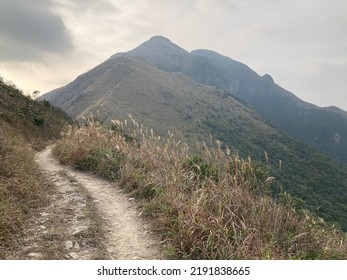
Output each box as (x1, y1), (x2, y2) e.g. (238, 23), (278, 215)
(129, 197), (135, 201)
(74, 242), (80, 250)
(39, 212), (49, 217)
(72, 226), (88, 237)
(65, 208), (74, 215)
(68, 252), (79, 259)
(39, 225), (46, 230)
(28, 252), (43, 259)
(64, 241), (74, 250)
(76, 214), (86, 221)
(22, 246), (34, 253)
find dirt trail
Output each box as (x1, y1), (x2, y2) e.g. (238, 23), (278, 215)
(34, 146), (163, 260)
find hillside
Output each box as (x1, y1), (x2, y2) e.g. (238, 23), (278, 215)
(40, 55), (263, 145)
(53, 119), (347, 259)
(0, 79), (71, 258)
(2, 77), (345, 259)
(190, 49), (347, 166)
(40, 40), (347, 231)
(123, 36), (347, 165)
(0, 79), (71, 149)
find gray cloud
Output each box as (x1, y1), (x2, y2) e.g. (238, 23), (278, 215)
(1, 0), (346, 111)
(0, 0), (73, 61)
(56, 0), (118, 16)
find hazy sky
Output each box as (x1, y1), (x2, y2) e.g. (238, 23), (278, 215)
(1, 0), (346, 110)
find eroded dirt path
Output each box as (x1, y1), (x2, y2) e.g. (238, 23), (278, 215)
(32, 146), (163, 260)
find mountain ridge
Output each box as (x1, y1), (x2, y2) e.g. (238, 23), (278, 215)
(40, 37), (347, 230)
(120, 36), (347, 165)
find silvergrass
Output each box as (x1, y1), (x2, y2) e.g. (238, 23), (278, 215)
(53, 118), (347, 259)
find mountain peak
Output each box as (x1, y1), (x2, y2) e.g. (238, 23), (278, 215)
(128, 35), (189, 56)
(262, 74), (274, 83)
(125, 35), (190, 72)
(142, 35), (182, 50)
(148, 35), (173, 44)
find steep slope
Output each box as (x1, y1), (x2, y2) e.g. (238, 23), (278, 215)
(118, 36), (347, 166)
(40, 52), (347, 230)
(190, 49), (347, 165)
(41, 55), (265, 146)
(0, 79), (71, 258)
(0, 79), (71, 149)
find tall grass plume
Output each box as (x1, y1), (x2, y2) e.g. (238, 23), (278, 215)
(53, 117), (347, 259)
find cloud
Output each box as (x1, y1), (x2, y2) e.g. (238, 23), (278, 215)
(52, 0), (121, 57)
(56, 0), (118, 16)
(0, 0), (346, 111)
(0, 0), (73, 61)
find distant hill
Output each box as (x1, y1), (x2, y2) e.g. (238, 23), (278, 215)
(123, 36), (347, 165)
(40, 37), (347, 231)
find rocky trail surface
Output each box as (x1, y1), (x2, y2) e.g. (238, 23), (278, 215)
(12, 146), (163, 260)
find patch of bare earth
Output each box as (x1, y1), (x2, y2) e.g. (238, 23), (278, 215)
(11, 146), (162, 260)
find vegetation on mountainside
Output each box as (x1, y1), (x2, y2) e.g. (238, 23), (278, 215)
(40, 53), (347, 232)
(183, 48), (347, 166)
(205, 114), (347, 232)
(53, 118), (347, 259)
(0, 79), (71, 258)
(0, 79), (71, 149)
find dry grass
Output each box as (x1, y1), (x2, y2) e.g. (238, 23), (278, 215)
(0, 79), (71, 258)
(0, 124), (53, 258)
(53, 117), (347, 259)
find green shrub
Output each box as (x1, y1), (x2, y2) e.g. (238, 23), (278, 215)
(183, 155), (219, 181)
(78, 146), (123, 180)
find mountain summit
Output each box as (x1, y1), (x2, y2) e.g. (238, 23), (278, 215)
(136, 35), (181, 48)
(115, 37), (347, 166)
(40, 36), (347, 230)
(43, 36), (347, 166)
(129, 35), (189, 55)
(122, 35), (191, 73)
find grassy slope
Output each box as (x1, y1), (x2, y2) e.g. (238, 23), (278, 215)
(0, 80), (71, 258)
(53, 120), (347, 259)
(0, 80), (71, 149)
(42, 56), (347, 231)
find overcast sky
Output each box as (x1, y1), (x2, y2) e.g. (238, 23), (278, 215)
(1, 0), (346, 110)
